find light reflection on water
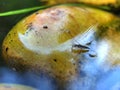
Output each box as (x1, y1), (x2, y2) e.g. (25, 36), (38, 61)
(68, 61), (120, 90)
(0, 67), (56, 90)
(68, 35), (120, 90)
(96, 68), (120, 90)
(0, 63), (120, 90)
